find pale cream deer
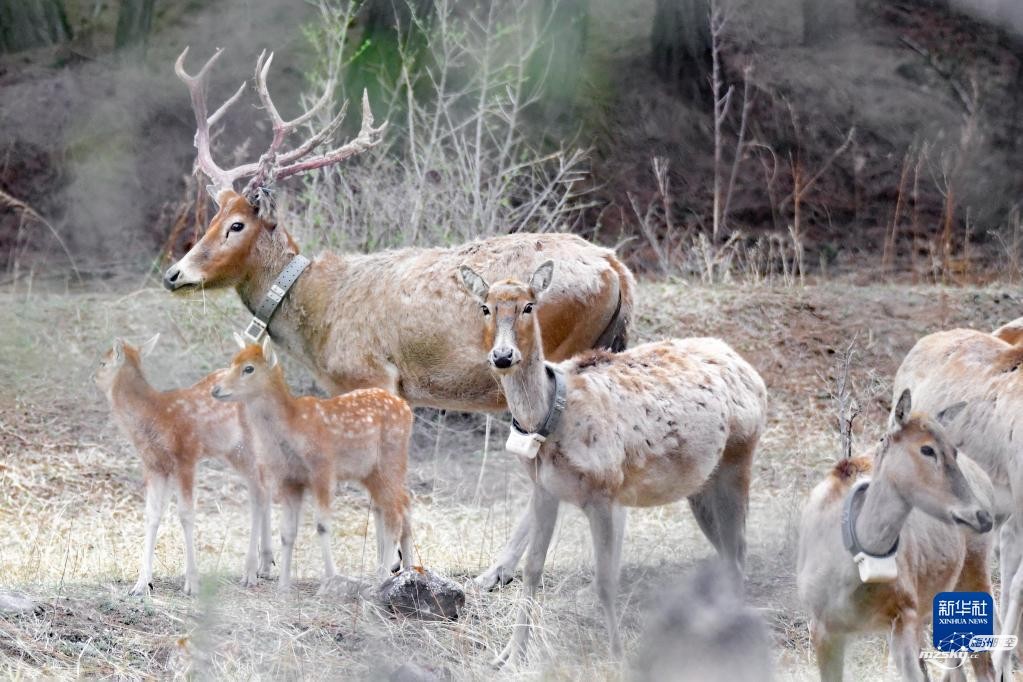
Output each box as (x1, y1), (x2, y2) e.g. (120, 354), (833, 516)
(798, 389), (995, 682)
(894, 325), (1023, 679)
(211, 336), (414, 590)
(161, 49), (636, 589)
(458, 261), (767, 665)
(94, 335), (271, 595)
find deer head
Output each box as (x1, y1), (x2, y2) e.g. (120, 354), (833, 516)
(459, 260), (554, 373)
(211, 335), (280, 401)
(879, 389), (991, 533)
(163, 48), (386, 292)
(94, 334), (160, 392)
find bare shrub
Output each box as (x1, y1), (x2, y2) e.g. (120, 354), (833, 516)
(277, 0), (593, 253)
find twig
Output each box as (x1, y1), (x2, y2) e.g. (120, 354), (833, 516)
(0, 189), (83, 284)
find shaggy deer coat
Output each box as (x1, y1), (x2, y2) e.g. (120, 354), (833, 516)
(798, 394), (995, 682)
(94, 336), (271, 595)
(164, 192), (635, 411)
(211, 339), (414, 590)
(459, 262), (767, 664)
(894, 325), (1023, 677)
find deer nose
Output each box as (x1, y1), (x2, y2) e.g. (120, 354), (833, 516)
(491, 348), (515, 369)
(163, 266), (181, 290)
(976, 509), (993, 533)
(211, 385), (223, 399)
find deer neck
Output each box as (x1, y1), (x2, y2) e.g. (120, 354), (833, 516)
(236, 229), (300, 316)
(853, 474), (911, 557)
(109, 365), (159, 419)
(244, 378), (296, 433)
(501, 343), (552, 435)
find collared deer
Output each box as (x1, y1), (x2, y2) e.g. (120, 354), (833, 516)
(798, 389), (995, 682)
(458, 261), (767, 665)
(94, 335), (272, 595)
(161, 48), (636, 589)
(894, 324), (1023, 679)
(211, 336), (414, 590)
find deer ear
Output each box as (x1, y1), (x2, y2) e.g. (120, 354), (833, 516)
(261, 336), (278, 369)
(232, 331), (248, 350)
(459, 265), (490, 304)
(113, 338), (126, 363)
(530, 260), (555, 295)
(936, 401), (967, 426)
(139, 333), (160, 358)
(892, 388), (912, 427)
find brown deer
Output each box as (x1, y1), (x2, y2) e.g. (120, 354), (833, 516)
(162, 48), (636, 588)
(798, 390), (995, 682)
(458, 261), (767, 665)
(894, 325), (1023, 679)
(94, 335), (272, 596)
(211, 336), (414, 590)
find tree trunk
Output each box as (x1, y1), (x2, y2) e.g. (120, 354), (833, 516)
(115, 0), (156, 52)
(651, 0), (712, 104)
(0, 0), (71, 53)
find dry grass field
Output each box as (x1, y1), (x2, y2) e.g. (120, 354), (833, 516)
(1, 277), (1019, 679)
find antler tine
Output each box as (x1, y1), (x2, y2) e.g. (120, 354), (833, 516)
(175, 47), (259, 192)
(272, 90), (387, 183)
(275, 99), (348, 167)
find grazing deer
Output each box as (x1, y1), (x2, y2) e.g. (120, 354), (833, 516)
(458, 261), (767, 665)
(94, 335), (272, 595)
(162, 48), (636, 589)
(211, 336), (414, 590)
(798, 389), (995, 682)
(894, 326), (1023, 679)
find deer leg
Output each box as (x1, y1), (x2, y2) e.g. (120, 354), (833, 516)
(310, 475), (337, 585)
(175, 470), (200, 596)
(492, 484), (559, 668)
(687, 439), (754, 574)
(584, 498), (627, 658)
(241, 478), (265, 587)
(890, 610), (929, 682)
(476, 495), (533, 591)
(130, 473), (171, 596)
(278, 486), (303, 593)
(810, 619), (846, 682)
(949, 543), (996, 682)
(399, 507), (413, 571)
(995, 515), (1023, 680)
(258, 483), (274, 578)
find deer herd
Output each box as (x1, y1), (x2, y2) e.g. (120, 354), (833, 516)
(86, 48), (1022, 678)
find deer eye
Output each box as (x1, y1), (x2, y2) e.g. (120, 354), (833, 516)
(920, 445), (936, 458)
(243, 365), (255, 375)
(481, 305), (491, 317)
(523, 302), (534, 314)
(228, 222), (245, 234)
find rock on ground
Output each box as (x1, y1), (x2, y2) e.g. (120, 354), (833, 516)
(377, 567), (464, 621)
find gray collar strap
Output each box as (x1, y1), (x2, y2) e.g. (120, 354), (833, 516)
(841, 479), (899, 559)
(512, 364), (567, 438)
(243, 254), (311, 343)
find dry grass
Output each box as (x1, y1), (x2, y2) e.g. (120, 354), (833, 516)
(1, 278), (1020, 679)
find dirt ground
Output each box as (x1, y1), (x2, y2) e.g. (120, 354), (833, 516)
(1, 277), (1020, 679)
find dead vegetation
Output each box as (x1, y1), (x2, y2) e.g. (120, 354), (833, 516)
(0, 278), (1019, 678)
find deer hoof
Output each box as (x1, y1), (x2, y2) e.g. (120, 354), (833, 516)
(127, 580), (152, 597)
(475, 566), (515, 592)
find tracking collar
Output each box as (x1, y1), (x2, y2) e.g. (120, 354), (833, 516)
(841, 478), (899, 583)
(243, 254), (311, 343)
(505, 365), (567, 458)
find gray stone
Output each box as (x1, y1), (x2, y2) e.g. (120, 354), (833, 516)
(377, 567), (464, 621)
(0, 591), (40, 616)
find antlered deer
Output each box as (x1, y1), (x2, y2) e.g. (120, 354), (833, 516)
(162, 49), (635, 588)
(798, 390), (995, 682)
(893, 325), (1023, 678)
(94, 335), (271, 595)
(211, 336), (414, 590)
(458, 261), (767, 665)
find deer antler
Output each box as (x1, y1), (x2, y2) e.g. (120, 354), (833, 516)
(175, 47), (386, 200)
(174, 47), (257, 194)
(241, 50), (387, 197)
